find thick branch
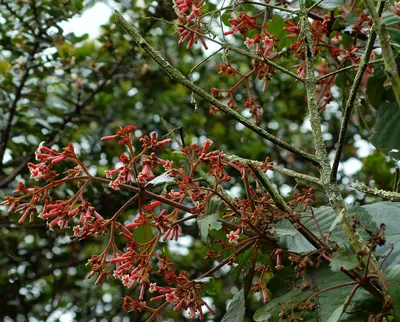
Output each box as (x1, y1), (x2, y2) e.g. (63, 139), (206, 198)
(350, 181), (400, 201)
(365, 0), (400, 106)
(298, 0), (381, 274)
(115, 10), (319, 166)
(225, 154), (321, 186)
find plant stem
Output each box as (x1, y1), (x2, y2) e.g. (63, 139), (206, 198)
(317, 58), (383, 81)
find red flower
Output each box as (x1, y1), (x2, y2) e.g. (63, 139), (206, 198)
(101, 125), (138, 143)
(226, 228), (241, 244)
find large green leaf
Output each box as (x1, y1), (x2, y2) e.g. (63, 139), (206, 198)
(387, 27), (400, 53)
(326, 303), (345, 322)
(366, 63), (387, 108)
(370, 102), (400, 156)
(384, 265), (400, 320)
(267, 14), (293, 50)
(220, 289), (245, 322)
(301, 204), (378, 247)
(363, 202), (400, 268)
(302, 202), (400, 268)
(329, 248), (359, 272)
(272, 219), (316, 254)
(254, 265), (372, 322)
(253, 287), (314, 322)
(382, 12), (400, 26)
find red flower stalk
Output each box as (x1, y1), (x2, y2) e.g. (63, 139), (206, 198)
(101, 125), (137, 144)
(283, 20), (300, 38)
(224, 12), (260, 36)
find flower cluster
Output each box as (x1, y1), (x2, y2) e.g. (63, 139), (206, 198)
(3, 124), (327, 320)
(173, 0), (208, 49)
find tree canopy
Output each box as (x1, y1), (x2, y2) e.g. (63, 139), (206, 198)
(1, 0), (400, 321)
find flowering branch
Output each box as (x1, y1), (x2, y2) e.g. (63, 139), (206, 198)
(115, 10), (318, 166)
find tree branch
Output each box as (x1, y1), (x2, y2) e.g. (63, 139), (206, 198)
(365, 0), (400, 106)
(115, 10), (319, 166)
(317, 58), (383, 81)
(224, 154), (321, 186)
(330, 0), (385, 182)
(350, 181), (400, 201)
(298, 0), (381, 274)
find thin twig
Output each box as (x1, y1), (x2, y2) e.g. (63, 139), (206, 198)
(317, 58), (383, 81)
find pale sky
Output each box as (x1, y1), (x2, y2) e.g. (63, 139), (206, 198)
(60, 2), (113, 38)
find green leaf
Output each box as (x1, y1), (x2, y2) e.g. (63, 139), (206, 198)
(254, 288), (313, 322)
(383, 12), (400, 26)
(318, 0), (344, 10)
(267, 14), (293, 50)
(197, 277), (217, 295)
(366, 63), (387, 108)
(132, 224), (153, 244)
(147, 172), (175, 186)
(205, 196), (225, 215)
(220, 289), (245, 322)
(387, 28), (400, 53)
(326, 303), (345, 322)
(221, 11), (232, 27)
(254, 265), (372, 322)
(272, 220), (316, 254)
(329, 248), (359, 272)
(363, 202), (400, 268)
(384, 265), (400, 319)
(301, 204), (378, 247)
(232, 248), (254, 276)
(197, 214), (222, 243)
(197, 196), (225, 243)
(370, 102), (400, 156)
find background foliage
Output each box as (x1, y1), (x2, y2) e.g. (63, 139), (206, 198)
(1, 0), (400, 321)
